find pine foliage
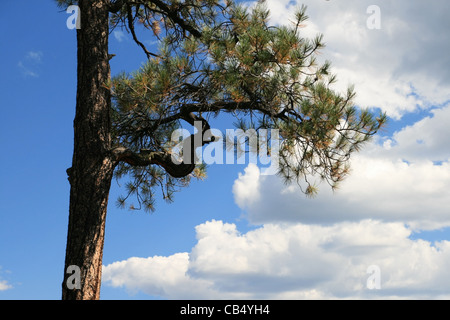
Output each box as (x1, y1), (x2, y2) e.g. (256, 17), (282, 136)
(59, 0), (387, 209)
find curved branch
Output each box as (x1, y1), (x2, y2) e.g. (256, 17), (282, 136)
(109, 0), (126, 13)
(112, 147), (195, 178)
(148, 0), (202, 38)
(126, 3), (160, 59)
(113, 113), (216, 178)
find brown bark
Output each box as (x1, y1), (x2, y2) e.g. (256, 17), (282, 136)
(62, 0), (114, 300)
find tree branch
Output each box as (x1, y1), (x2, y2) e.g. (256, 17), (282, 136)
(148, 0), (202, 38)
(157, 100), (289, 127)
(126, 3), (160, 59)
(112, 147), (195, 178)
(113, 112), (216, 178)
(109, 0), (126, 13)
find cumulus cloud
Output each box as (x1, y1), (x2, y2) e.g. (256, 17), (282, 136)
(103, 219), (450, 299)
(232, 164), (261, 209)
(253, 0), (450, 119)
(102, 253), (215, 298)
(103, 111), (450, 298)
(232, 106), (450, 230)
(233, 158), (450, 230)
(382, 103), (450, 162)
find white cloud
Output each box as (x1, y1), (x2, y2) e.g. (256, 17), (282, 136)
(102, 253), (219, 299)
(0, 267), (12, 291)
(382, 103), (450, 162)
(230, 99), (450, 230)
(232, 164), (261, 209)
(18, 61), (38, 78)
(26, 51), (43, 62)
(102, 1), (450, 300)
(254, 0), (450, 119)
(113, 30), (127, 43)
(103, 104), (450, 298)
(103, 219), (450, 299)
(18, 51), (43, 78)
(0, 280), (12, 291)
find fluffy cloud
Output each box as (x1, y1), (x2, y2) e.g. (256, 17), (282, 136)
(233, 106), (450, 230)
(0, 280), (12, 292)
(238, 157), (450, 230)
(232, 164), (261, 209)
(254, 0), (450, 118)
(382, 104), (450, 162)
(102, 253), (219, 299)
(103, 115), (450, 298)
(103, 219), (450, 299)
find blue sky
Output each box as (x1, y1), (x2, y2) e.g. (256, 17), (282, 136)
(1, 0), (450, 299)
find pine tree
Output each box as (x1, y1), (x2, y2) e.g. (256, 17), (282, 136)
(57, 0), (386, 300)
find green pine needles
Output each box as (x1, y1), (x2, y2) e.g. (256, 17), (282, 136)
(102, 0), (386, 210)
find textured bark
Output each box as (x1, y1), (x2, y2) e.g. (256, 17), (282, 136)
(62, 0), (113, 300)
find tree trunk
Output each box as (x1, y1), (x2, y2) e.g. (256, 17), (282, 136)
(62, 0), (113, 300)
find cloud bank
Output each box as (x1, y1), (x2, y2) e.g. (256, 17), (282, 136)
(103, 219), (450, 299)
(103, 100), (450, 298)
